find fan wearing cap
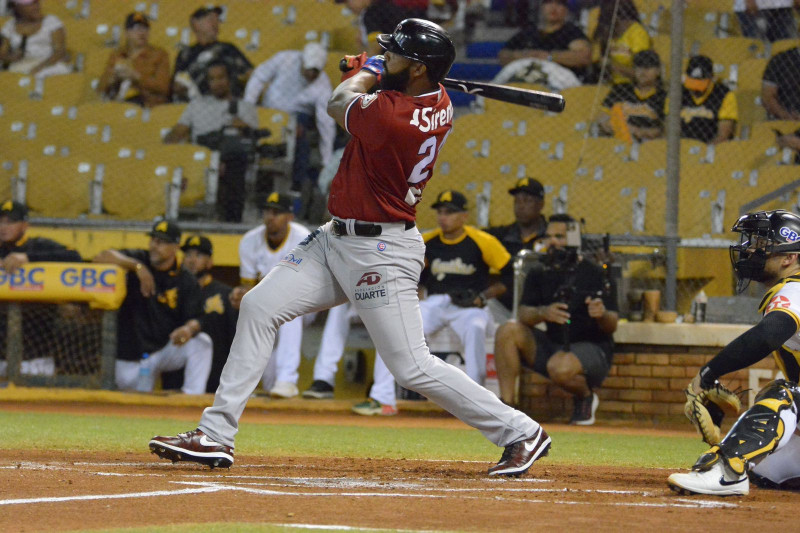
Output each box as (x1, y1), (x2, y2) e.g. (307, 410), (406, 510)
(230, 192), (311, 399)
(353, 189), (513, 415)
(93, 220), (212, 395)
(177, 235), (238, 393)
(243, 42), (337, 190)
(674, 55), (738, 144)
(171, 5), (253, 102)
(0, 0), (70, 78)
(486, 178), (548, 320)
(498, 0), (591, 80)
(596, 49), (666, 142)
(97, 12), (170, 107)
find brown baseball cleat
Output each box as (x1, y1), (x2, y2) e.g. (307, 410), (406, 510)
(149, 429), (234, 468)
(488, 426), (551, 477)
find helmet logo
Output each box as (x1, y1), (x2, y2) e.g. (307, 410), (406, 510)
(779, 226), (800, 242)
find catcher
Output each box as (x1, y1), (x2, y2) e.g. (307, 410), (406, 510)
(669, 209), (800, 496)
(352, 189), (512, 415)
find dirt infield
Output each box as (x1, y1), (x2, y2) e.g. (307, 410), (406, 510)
(0, 404), (796, 532)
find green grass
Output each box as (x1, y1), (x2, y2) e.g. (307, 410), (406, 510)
(0, 410), (707, 469)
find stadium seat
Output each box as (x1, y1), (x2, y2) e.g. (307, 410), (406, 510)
(23, 155), (95, 218)
(256, 107), (294, 147)
(735, 90), (768, 138)
(768, 38), (800, 58)
(144, 144), (214, 207)
(39, 73), (87, 106)
(728, 58), (767, 92)
(142, 104), (188, 142)
(698, 37), (765, 80)
(101, 158), (177, 220)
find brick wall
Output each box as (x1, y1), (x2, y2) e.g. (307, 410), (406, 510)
(519, 344), (780, 423)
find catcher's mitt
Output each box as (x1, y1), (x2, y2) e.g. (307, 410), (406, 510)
(449, 289), (485, 308)
(683, 380), (742, 445)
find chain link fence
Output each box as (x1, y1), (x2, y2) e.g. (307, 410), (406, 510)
(1, 0), (799, 318)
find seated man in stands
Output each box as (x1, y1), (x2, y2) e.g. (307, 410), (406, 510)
(677, 55), (738, 144)
(493, 214), (618, 425)
(0, 0), (70, 78)
(244, 42), (336, 194)
(596, 49), (666, 143)
(96, 12), (170, 107)
(762, 45), (800, 120)
(0, 200), (82, 377)
(164, 61), (259, 222)
(338, 0), (425, 56)
(171, 6), (253, 102)
(93, 220), (212, 394)
(497, 0), (591, 82)
(353, 190), (512, 416)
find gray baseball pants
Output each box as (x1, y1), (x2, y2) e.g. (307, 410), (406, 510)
(199, 220), (539, 448)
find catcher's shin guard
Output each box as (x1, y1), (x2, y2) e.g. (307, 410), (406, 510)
(714, 379), (800, 475)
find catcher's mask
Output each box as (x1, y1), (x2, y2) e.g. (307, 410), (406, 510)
(729, 209), (800, 292)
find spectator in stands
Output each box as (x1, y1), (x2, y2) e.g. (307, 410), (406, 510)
(0, 0), (70, 78)
(497, 0), (592, 81)
(596, 49), (666, 142)
(0, 200), (83, 378)
(677, 55), (738, 144)
(762, 46), (800, 120)
(353, 190), (511, 416)
(485, 178), (548, 323)
(180, 234), (238, 393)
(164, 61), (259, 222)
(230, 192), (311, 399)
(493, 214), (618, 425)
(96, 13), (170, 108)
(171, 6), (253, 102)
(591, 0), (651, 85)
(244, 42), (336, 194)
(734, 0), (798, 42)
(93, 220), (212, 394)
(337, 0), (425, 56)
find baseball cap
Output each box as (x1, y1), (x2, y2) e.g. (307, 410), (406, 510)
(431, 190), (468, 212)
(633, 49), (660, 69)
(0, 200), (28, 221)
(125, 12), (150, 29)
(264, 191), (293, 213)
(684, 55), (713, 92)
(190, 5), (223, 20)
(148, 219), (181, 244)
(181, 234), (213, 255)
(508, 177), (545, 198)
(302, 42), (328, 71)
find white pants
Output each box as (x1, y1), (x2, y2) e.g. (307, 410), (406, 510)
(312, 303), (357, 384)
(199, 220), (538, 447)
(115, 333), (213, 394)
(369, 294), (493, 406)
(259, 316), (304, 389)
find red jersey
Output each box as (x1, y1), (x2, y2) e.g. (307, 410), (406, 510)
(328, 86), (453, 223)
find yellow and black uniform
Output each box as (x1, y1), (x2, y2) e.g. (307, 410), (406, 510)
(676, 81), (738, 143)
(196, 273), (238, 392)
(485, 217), (547, 310)
(115, 249), (203, 362)
(420, 226), (512, 296)
(607, 22), (651, 85)
(602, 82), (666, 131)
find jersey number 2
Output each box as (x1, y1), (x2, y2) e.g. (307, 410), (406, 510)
(407, 129), (451, 185)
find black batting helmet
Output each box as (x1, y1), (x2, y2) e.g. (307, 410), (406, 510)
(729, 209), (800, 292)
(376, 18), (456, 83)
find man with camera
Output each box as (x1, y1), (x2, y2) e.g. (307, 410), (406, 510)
(164, 60), (260, 222)
(493, 214), (618, 425)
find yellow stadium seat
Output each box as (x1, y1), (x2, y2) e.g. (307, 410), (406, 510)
(0, 71), (39, 104)
(256, 107), (294, 146)
(769, 38), (800, 58)
(735, 90), (768, 137)
(730, 58), (767, 92)
(698, 37), (765, 80)
(559, 85), (606, 131)
(142, 103), (188, 143)
(144, 144), (214, 207)
(39, 73), (87, 106)
(101, 158), (176, 220)
(24, 155), (95, 218)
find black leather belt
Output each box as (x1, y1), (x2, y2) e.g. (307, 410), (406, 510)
(331, 219), (414, 237)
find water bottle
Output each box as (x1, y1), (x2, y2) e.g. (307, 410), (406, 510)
(136, 353), (152, 392)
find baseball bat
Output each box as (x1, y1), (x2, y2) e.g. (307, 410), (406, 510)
(338, 57), (565, 113)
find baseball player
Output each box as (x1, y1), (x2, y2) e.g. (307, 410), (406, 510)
(94, 220), (212, 394)
(181, 235), (239, 393)
(668, 210), (800, 496)
(485, 177), (548, 322)
(353, 189), (512, 415)
(150, 18), (550, 477)
(302, 302), (358, 399)
(230, 192), (310, 398)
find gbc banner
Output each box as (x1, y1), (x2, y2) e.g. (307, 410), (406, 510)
(0, 263), (127, 310)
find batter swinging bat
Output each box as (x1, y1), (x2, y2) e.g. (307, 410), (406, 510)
(338, 57), (565, 113)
